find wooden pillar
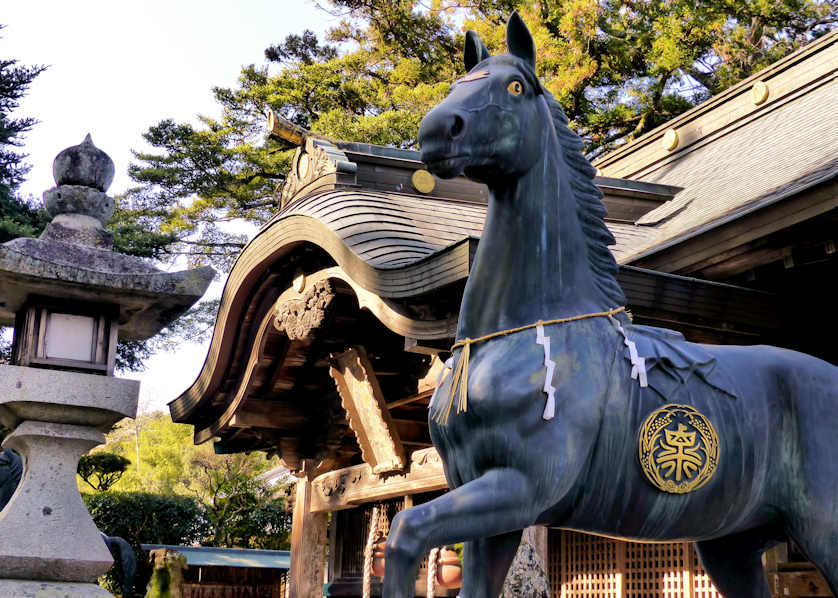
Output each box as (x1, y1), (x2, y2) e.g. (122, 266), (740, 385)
(290, 465), (328, 598)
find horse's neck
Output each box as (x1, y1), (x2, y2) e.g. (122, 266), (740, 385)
(458, 150), (606, 340)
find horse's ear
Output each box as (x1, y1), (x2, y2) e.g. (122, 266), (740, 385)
(506, 11), (536, 69)
(464, 30), (490, 72)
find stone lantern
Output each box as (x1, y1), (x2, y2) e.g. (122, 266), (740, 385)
(0, 135), (213, 596)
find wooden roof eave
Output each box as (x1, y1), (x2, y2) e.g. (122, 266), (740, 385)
(168, 209), (467, 428)
(190, 266), (458, 444)
(625, 167), (838, 272)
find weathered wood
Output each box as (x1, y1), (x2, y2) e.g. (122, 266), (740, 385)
(630, 173), (838, 274)
(266, 108), (308, 146)
(274, 279), (336, 340)
(387, 389), (433, 410)
(309, 447), (448, 513)
(330, 346), (407, 474)
(774, 566), (832, 597)
(289, 468), (328, 598)
(228, 399), (308, 429)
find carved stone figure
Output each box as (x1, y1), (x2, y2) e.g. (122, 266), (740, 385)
(381, 12), (838, 598)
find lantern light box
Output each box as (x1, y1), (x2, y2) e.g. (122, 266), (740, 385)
(12, 296), (118, 375)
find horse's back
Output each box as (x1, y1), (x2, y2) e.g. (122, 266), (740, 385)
(704, 343), (838, 506)
(704, 342), (837, 415)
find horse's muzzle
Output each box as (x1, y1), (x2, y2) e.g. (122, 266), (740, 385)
(418, 106), (470, 178)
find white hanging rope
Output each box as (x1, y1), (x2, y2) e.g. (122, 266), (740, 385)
(609, 315), (648, 388)
(535, 324), (557, 420)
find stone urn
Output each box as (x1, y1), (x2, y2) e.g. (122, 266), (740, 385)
(370, 540), (462, 589)
(435, 546), (462, 589)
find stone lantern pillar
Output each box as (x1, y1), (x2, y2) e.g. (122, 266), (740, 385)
(0, 136), (213, 597)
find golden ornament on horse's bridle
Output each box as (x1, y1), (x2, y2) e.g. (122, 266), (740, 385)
(638, 404), (720, 494)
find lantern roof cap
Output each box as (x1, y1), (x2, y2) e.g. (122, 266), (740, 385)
(0, 136), (213, 340)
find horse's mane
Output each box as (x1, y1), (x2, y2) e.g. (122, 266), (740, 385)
(469, 55), (626, 307)
(542, 86), (627, 308)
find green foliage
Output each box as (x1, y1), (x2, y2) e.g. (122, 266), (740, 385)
(91, 412), (291, 549)
(77, 452), (131, 492)
(1, 23), (48, 242)
(191, 451), (291, 549)
(120, 0), (838, 277)
(84, 491), (209, 596)
(83, 412), (293, 591)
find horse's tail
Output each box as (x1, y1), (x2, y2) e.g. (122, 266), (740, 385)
(101, 532), (137, 597)
(0, 448), (22, 512)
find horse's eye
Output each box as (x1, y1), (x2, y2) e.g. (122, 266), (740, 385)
(507, 80), (524, 96)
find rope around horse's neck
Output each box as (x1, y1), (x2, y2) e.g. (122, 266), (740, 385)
(435, 306), (626, 425)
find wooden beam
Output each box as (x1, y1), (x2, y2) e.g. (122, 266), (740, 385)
(289, 463), (328, 598)
(631, 178), (838, 273)
(310, 447), (448, 513)
(386, 389), (433, 410)
(228, 398), (308, 429)
(330, 346), (407, 474)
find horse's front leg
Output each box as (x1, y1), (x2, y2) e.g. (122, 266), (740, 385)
(461, 531), (523, 597)
(382, 468), (537, 598)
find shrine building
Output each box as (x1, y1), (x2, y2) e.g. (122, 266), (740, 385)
(170, 28), (837, 598)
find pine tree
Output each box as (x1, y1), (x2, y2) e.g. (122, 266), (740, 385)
(0, 24), (48, 243)
(123, 1), (837, 274)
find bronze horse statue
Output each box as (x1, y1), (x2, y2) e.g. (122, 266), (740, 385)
(382, 12), (838, 598)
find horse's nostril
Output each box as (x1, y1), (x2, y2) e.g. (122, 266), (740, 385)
(450, 114), (465, 139)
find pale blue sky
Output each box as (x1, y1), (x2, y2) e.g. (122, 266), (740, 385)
(3, 0), (337, 412)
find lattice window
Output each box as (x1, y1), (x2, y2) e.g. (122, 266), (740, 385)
(690, 544), (720, 598)
(548, 530), (724, 598)
(337, 498), (403, 578)
(558, 530), (621, 597)
(624, 541), (689, 598)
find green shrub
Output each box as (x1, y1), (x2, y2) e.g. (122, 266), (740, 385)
(78, 453), (131, 492)
(84, 492), (210, 596)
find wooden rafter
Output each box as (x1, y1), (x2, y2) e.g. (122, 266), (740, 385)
(329, 346), (407, 474)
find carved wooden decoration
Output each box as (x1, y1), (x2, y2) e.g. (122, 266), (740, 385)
(310, 447), (446, 512)
(280, 137), (358, 206)
(329, 346), (407, 475)
(274, 280), (336, 340)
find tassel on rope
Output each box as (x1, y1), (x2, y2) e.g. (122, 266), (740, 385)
(436, 341), (470, 425)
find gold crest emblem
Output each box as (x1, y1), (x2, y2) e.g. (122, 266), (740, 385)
(638, 404), (719, 494)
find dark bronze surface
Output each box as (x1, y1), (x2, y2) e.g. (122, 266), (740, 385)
(382, 12), (838, 598)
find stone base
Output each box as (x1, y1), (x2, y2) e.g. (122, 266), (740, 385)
(0, 421), (114, 581)
(0, 579), (113, 597)
(501, 537), (552, 598)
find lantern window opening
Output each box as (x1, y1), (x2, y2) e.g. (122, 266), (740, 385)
(12, 295), (119, 375)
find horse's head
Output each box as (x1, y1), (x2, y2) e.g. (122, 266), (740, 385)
(418, 12), (546, 184)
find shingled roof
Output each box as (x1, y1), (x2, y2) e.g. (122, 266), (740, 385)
(595, 28), (838, 265)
